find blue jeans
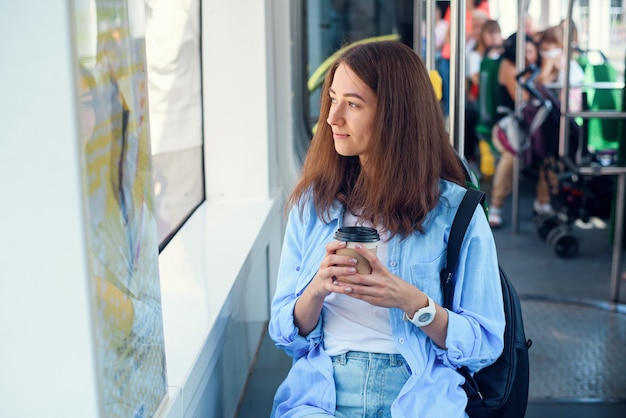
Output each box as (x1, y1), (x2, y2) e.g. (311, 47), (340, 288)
(304, 351), (411, 418)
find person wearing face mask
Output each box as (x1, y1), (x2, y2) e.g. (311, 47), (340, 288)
(536, 24), (585, 113)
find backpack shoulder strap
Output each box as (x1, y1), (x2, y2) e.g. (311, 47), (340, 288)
(440, 188), (486, 309)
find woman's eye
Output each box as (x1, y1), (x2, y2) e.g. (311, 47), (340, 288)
(330, 97), (337, 104)
(348, 101), (358, 108)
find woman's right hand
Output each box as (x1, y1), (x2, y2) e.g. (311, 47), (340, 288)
(309, 240), (358, 298)
(294, 240), (357, 336)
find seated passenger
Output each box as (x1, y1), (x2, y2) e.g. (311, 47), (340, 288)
(536, 24), (584, 113)
(488, 33), (554, 227)
(269, 41), (504, 417)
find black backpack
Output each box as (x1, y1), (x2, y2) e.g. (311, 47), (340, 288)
(441, 187), (532, 418)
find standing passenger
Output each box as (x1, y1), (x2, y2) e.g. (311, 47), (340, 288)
(438, 0), (491, 116)
(465, 18), (503, 169)
(467, 19), (503, 100)
(269, 41), (505, 418)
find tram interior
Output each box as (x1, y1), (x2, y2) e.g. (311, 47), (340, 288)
(1, 1), (625, 418)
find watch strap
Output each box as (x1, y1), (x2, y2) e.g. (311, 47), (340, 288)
(403, 295), (436, 327)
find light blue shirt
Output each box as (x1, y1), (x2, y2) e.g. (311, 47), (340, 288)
(269, 180), (505, 418)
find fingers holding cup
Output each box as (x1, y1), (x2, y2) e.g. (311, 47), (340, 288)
(334, 227), (380, 274)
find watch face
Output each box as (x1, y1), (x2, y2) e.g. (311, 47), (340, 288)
(418, 313), (432, 323)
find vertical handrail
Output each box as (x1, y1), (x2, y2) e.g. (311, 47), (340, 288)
(610, 173), (626, 303)
(558, 0), (574, 158)
(448, 0), (466, 152)
(511, 0), (529, 233)
(561, 0), (624, 304)
(413, 0), (423, 59)
(425, 0), (436, 71)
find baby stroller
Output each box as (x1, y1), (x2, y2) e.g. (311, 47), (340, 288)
(515, 66), (616, 258)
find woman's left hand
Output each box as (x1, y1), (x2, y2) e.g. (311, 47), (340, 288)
(336, 244), (449, 347)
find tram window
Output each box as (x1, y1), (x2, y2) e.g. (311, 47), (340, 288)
(302, 0), (416, 135)
(301, 1), (625, 136)
(145, 0), (205, 250)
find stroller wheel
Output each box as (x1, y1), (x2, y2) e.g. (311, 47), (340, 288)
(534, 214), (560, 241)
(546, 226), (579, 258)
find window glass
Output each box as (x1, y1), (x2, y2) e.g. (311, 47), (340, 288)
(145, 0), (204, 249)
(302, 1), (625, 139)
(303, 0), (415, 134)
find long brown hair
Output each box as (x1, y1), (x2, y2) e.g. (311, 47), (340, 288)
(289, 41), (465, 237)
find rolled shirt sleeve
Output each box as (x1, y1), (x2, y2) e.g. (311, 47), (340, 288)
(269, 197), (328, 359)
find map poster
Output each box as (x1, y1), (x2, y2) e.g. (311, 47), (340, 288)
(74, 0), (168, 416)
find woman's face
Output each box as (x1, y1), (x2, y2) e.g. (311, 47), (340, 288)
(327, 63), (378, 162)
(482, 31), (502, 50)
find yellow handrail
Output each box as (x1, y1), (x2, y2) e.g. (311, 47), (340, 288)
(307, 35), (443, 135)
(307, 34), (400, 93)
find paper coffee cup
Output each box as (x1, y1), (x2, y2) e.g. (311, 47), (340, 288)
(334, 227), (380, 274)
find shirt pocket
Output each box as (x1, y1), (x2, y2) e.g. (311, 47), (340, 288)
(409, 254), (444, 304)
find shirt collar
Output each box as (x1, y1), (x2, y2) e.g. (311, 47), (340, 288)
(329, 200), (345, 226)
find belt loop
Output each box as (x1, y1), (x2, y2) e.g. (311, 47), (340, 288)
(391, 353), (403, 366)
(336, 352), (347, 365)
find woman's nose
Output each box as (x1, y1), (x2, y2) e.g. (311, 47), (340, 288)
(327, 104), (344, 126)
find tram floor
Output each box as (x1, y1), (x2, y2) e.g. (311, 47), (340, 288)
(236, 175), (626, 418)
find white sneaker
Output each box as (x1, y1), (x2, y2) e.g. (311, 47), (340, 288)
(489, 206), (502, 228)
(533, 200), (554, 215)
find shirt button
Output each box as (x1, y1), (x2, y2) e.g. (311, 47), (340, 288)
(398, 338), (405, 344)
(390, 261), (397, 267)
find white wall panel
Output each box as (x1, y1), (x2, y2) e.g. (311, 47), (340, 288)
(0, 1), (100, 417)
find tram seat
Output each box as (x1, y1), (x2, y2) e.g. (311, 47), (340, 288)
(577, 49), (622, 152)
(475, 55), (502, 176)
(429, 70), (443, 102)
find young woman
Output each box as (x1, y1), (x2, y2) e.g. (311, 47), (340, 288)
(465, 19), (503, 169)
(269, 41), (504, 418)
(537, 24), (585, 113)
(466, 19), (503, 100)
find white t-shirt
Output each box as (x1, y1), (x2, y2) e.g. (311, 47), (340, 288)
(322, 212), (398, 356)
(467, 49), (483, 79)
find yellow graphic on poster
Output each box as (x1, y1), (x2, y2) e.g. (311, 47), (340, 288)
(74, 0), (167, 416)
